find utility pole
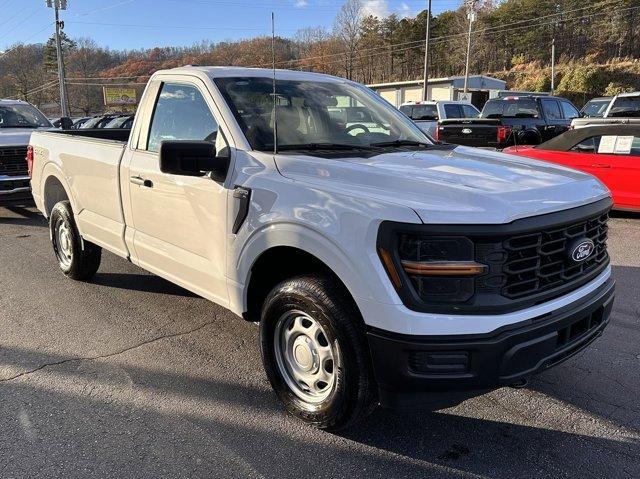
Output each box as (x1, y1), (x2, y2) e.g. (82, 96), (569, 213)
(421, 0), (432, 101)
(46, 0), (70, 117)
(550, 38), (556, 94)
(463, 0), (477, 94)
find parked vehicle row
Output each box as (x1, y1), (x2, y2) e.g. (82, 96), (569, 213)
(28, 66), (614, 430)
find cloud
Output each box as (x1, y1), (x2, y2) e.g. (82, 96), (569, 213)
(397, 2), (413, 18)
(362, 0), (390, 18)
(294, 0), (308, 7)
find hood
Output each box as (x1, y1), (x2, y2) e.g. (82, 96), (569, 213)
(0, 127), (51, 147)
(274, 145), (610, 224)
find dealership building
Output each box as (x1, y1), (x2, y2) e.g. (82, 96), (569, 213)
(368, 75), (507, 110)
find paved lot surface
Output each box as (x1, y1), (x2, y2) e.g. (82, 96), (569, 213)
(1, 206), (639, 479)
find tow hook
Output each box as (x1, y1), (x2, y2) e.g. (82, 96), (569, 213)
(509, 378), (528, 389)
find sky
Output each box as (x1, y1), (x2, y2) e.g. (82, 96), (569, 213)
(0, 0), (462, 52)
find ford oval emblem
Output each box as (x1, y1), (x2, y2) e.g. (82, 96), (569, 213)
(462, 128), (472, 134)
(569, 239), (595, 262)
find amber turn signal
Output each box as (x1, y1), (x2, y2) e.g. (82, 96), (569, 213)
(401, 261), (487, 276)
(378, 247), (403, 290)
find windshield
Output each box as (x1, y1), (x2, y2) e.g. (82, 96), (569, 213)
(581, 99), (610, 118)
(608, 96), (640, 117)
(0, 104), (51, 128)
(400, 104), (438, 121)
(481, 99), (539, 119)
(105, 115), (133, 128)
(215, 77), (431, 151)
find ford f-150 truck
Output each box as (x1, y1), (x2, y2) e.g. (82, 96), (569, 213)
(1, 99), (53, 206)
(29, 67), (615, 430)
(437, 96), (581, 148)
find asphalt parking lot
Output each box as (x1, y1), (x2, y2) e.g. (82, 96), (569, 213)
(0, 206), (638, 479)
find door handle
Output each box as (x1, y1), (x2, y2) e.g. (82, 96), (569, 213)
(591, 163), (611, 169)
(130, 176), (154, 187)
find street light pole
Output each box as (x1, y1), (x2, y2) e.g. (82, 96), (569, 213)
(47, 0), (70, 117)
(421, 0), (432, 101)
(463, 0), (476, 94)
(550, 38), (556, 94)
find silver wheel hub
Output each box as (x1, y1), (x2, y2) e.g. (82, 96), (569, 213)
(274, 311), (337, 404)
(55, 220), (73, 267)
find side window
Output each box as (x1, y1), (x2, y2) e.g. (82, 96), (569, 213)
(541, 100), (562, 120)
(560, 101), (580, 119)
(461, 104), (480, 118)
(631, 137), (640, 156)
(147, 83), (221, 153)
(443, 104), (462, 119)
(571, 136), (601, 153)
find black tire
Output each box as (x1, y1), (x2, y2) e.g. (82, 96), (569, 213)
(260, 275), (377, 430)
(49, 200), (101, 281)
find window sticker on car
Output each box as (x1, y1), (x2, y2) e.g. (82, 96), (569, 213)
(598, 135), (617, 154)
(614, 136), (634, 155)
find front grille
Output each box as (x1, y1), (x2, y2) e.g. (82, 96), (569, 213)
(476, 211), (609, 303)
(500, 213), (608, 299)
(378, 199), (612, 314)
(0, 147), (29, 176)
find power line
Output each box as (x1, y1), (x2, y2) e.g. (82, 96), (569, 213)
(262, 4), (640, 71)
(251, 0), (627, 68)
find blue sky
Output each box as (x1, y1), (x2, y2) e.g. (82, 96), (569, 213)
(0, 0), (461, 52)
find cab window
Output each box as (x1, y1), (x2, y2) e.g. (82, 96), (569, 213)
(147, 83), (223, 153)
(560, 101), (580, 119)
(443, 104), (462, 119)
(541, 99), (562, 120)
(461, 104), (480, 118)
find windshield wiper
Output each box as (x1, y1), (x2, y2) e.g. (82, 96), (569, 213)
(0, 125), (40, 128)
(276, 143), (372, 151)
(370, 139), (431, 148)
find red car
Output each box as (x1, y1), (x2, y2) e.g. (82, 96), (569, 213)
(503, 125), (640, 212)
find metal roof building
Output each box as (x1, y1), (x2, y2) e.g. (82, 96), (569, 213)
(368, 75), (507, 110)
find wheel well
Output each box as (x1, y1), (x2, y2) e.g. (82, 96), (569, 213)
(43, 176), (69, 217)
(244, 246), (354, 322)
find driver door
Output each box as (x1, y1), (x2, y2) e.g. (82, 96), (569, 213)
(123, 80), (231, 305)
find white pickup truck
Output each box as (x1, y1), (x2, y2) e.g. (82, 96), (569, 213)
(29, 67), (615, 430)
(399, 100), (480, 138)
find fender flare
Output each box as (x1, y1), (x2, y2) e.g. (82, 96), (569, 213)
(233, 221), (377, 312)
(41, 163), (77, 216)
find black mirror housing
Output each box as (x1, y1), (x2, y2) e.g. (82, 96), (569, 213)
(60, 117), (74, 129)
(159, 140), (229, 181)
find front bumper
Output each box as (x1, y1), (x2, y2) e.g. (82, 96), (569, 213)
(367, 277), (615, 408)
(0, 176), (33, 207)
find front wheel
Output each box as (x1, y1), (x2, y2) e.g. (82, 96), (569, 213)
(260, 275), (377, 430)
(49, 200), (102, 281)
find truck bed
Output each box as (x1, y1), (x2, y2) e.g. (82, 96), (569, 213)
(50, 128), (131, 142)
(30, 129), (130, 257)
(437, 118), (502, 147)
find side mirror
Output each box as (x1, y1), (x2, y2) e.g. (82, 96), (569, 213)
(60, 117), (73, 129)
(159, 140), (229, 182)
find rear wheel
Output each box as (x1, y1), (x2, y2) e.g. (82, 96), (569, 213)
(260, 275), (376, 430)
(49, 200), (101, 280)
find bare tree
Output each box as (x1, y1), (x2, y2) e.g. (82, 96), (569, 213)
(334, 0), (362, 79)
(0, 44), (48, 104)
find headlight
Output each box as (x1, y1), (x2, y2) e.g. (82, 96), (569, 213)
(377, 226), (487, 306)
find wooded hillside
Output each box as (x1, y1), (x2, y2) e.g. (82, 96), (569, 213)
(1, 0), (638, 114)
